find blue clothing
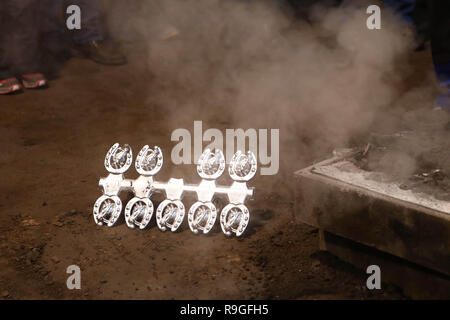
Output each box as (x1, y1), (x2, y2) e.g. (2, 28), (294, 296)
(435, 63), (450, 88)
(384, 0), (416, 24)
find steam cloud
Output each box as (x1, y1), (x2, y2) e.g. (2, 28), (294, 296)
(97, 0), (439, 297)
(105, 0), (420, 183)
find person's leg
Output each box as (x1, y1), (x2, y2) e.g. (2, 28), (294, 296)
(0, 39), (21, 95)
(38, 0), (73, 79)
(40, 0), (67, 53)
(412, 0), (429, 39)
(0, 0), (46, 93)
(430, 1), (450, 85)
(410, 0), (429, 50)
(0, 2), (13, 81)
(4, 0), (42, 76)
(384, 0), (416, 24)
(70, 0), (103, 44)
(70, 0), (126, 65)
(429, 0), (450, 110)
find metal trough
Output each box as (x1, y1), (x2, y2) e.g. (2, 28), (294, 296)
(294, 153), (450, 298)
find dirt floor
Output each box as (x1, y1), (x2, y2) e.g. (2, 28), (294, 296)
(2, 40), (441, 300)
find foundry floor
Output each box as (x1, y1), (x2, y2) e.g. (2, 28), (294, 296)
(0, 42), (438, 299)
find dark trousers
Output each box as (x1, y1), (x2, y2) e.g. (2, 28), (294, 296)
(384, 0), (416, 23)
(0, 0), (104, 79)
(429, 1), (450, 65)
(41, 0), (103, 45)
(429, 0), (450, 86)
(0, 0), (41, 79)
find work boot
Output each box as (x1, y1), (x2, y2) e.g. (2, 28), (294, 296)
(20, 73), (48, 89)
(0, 77), (22, 95)
(74, 40), (127, 66)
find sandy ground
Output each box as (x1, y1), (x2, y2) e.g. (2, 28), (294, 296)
(1, 42), (435, 299)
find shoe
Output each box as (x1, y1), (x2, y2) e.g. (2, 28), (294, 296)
(74, 40), (127, 66)
(21, 73), (48, 89)
(0, 77), (22, 95)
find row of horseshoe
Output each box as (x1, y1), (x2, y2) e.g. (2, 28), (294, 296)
(93, 143), (257, 237)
